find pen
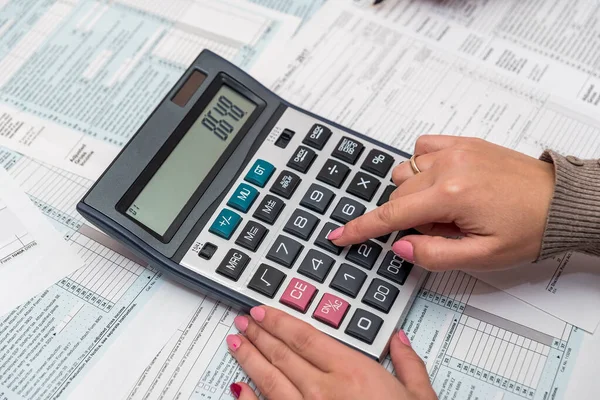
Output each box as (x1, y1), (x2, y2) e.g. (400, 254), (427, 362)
(373, 0), (384, 4)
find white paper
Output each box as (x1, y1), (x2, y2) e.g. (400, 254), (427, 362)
(251, 0), (600, 332)
(0, 168), (82, 316)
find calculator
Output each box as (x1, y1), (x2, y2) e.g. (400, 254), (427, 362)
(77, 50), (427, 361)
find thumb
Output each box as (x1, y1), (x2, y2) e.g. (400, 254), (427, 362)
(392, 234), (490, 271)
(390, 331), (436, 399)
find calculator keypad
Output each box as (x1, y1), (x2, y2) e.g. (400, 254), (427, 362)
(182, 108), (425, 361)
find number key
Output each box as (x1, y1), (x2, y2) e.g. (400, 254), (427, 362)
(330, 263), (367, 298)
(300, 184), (335, 214)
(331, 197), (365, 224)
(346, 240), (382, 270)
(345, 309), (384, 344)
(377, 251), (413, 285)
(266, 235), (303, 268)
(298, 249), (335, 283)
(362, 278), (399, 313)
(283, 209), (319, 241)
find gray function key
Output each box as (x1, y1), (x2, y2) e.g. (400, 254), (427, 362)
(331, 197), (366, 224)
(346, 240), (382, 270)
(235, 221), (268, 252)
(347, 172), (381, 202)
(330, 263), (367, 298)
(345, 309), (384, 344)
(317, 159), (350, 189)
(284, 210), (319, 241)
(362, 278), (399, 313)
(287, 146), (316, 173)
(361, 149), (394, 177)
(377, 251), (413, 285)
(300, 184), (335, 214)
(216, 249), (250, 281)
(298, 249), (335, 283)
(303, 124), (332, 150)
(270, 170), (301, 199)
(266, 235), (304, 268)
(253, 195), (285, 225)
(314, 222), (344, 255)
(332, 137), (364, 165)
(248, 264), (286, 298)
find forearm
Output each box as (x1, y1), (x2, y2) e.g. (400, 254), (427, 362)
(537, 150), (600, 260)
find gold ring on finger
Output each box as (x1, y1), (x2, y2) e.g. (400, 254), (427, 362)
(409, 155), (421, 175)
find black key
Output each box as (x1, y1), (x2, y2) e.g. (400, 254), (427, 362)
(314, 222), (344, 255)
(270, 171), (301, 199)
(345, 309), (384, 344)
(248, 264), (286, 298)
(346, 240), (382, 270)
(377, 185), (396, 207)
(283, 209), (319, 241)
(377, 251), (413, 285)
(375, 233), (391, 243)
(347, 172), (381, 201)
(235, 221), (268, 252)
(362, 278), (399, 313)
(316, 159), (349, 188)
(287, 146), (316, 173)
(300, 184), (335, 214)
(396, 228), (421, 240)
(198, 242), (217, 260)
(330, 197), (366, 224)
(266, 235), (304, 268)
(332, 136), (364, 165)
(298, 249), (335, 283)
(330, 263), (367, 298)
(303, 123), (332, 150)
(216, 249), (250, 281)
(253, 195), (285, 225)
(361, 149), (394, 177)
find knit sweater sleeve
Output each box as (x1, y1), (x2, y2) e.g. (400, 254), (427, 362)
(537, 150), (600, 260)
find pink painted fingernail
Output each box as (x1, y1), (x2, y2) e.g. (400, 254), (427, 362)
(392, 240), (414, 262)
(234, 316), (248, 332)
(227, 334), (242, 351)
(250, 306), (266, 322)
(327, 227), (344, 240)
(230, 383), (242, 398)
(398, 330), (411, 347)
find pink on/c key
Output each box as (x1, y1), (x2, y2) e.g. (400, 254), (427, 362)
(280, 278), (317, 313)
(313, 293), (350, 329)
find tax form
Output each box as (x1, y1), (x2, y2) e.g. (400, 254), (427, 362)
(0, 0), (300, 179)
(0, 168), (82, 317)
(252, 0), (600, 332)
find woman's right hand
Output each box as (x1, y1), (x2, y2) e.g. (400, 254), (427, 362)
(328, 135), (556, 272)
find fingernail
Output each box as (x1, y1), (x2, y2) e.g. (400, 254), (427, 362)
(398, 330), (411, 347)
(250, 306), (266, 322)
(234, 316), (248, 332)
(230, 383), (242, 398)
(226, 334), (242, 351)
(327, 227), (344, 240)
(392, 240), (414, 262)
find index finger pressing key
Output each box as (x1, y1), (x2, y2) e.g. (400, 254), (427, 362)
(330, 188), (448, 246)
(249, 306), (355, 372)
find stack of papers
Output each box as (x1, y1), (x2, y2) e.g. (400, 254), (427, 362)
(0, 0), (599, 399)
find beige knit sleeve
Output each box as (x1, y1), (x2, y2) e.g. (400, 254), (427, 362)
(537, 150), (600, 260)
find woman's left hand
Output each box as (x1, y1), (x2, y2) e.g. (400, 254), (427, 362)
(226, 305), (437, 400)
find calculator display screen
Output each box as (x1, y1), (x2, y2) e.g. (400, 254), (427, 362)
(126, 86), (256, 235)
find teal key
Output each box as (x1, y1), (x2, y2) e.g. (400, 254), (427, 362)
(209, 209), (242, 239)
(227, 183), (259, 213)
(245, 159), (275, 188)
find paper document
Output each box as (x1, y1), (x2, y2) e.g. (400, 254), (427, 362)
(247, 0), (326, 25)
(0, 0), (299, 173)
(252, 0), (600, 332)
(122, 270), (582, 400)
(0, 168), (82, 317)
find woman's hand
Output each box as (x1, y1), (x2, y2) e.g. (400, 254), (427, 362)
(328, 136), (555, 271)
(227, 305), (437, 400)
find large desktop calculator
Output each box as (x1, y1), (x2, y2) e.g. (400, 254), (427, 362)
(77, 50), (427, 361)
